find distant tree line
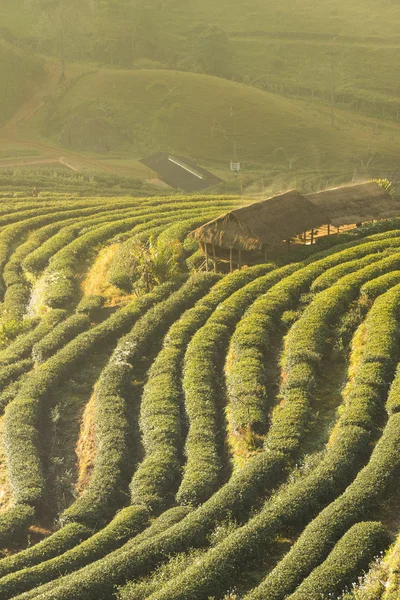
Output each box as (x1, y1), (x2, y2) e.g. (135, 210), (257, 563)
(24, 0), (233, 79)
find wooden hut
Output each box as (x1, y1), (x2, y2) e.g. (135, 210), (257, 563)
(191, 190), (329, 271)
(307, 182), (399, 231)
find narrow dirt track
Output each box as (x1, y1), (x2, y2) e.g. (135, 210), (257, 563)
(0, 61), (129, 175)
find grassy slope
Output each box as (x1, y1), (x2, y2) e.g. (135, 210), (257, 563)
(45, 68), (400, 169)
(1, 0), (399, 109)
(0, 40), (44, 127)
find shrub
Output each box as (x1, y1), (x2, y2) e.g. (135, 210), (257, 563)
(0, 310), (66, 366)
(360, 271), (400, 301)
(0, 506), (150, 598)
(0, 505), (35, 551)
(76, 295), (105, 316)
(248, 413), (400, 600)
(32, 314), (91, 363)
(177, 265), (294, 506)
(0, 506), (189, 598)
(288, 521), (390, 600)
(3, 281), (181, 509)
(131, 265), (274, 511)
(0, 523), (91, 578)
(61, 274), (218, 527)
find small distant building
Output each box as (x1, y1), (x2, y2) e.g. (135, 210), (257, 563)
(139, 152), (222, 193)
(307, 182), (397, 229)
(191, 190), (328, 270)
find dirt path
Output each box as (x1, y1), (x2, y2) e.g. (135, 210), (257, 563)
(2, 59), (61, 135)
(0, 60), (128, 176)
(0, 156), (80, 171)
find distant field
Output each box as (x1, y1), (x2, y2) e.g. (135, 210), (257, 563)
(0, 40), (43, 126)
(37, 68), (400, 171)
(1, 0), (399, 120)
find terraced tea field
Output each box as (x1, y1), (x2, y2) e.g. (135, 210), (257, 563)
(0, 193), (399, 599)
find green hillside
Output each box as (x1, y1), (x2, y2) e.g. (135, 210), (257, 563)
(38, 68), (400, 171)
(1, 0), (399, 121)
(0, 40), (43, 127)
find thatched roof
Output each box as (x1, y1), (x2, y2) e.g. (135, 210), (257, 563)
(191, 190), (328, 251)
(307, 182), (399, 227)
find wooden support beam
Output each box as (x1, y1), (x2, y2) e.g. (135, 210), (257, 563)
(327, 224), (331, 236)
(212, 244), (217, 273)
(310, 229), (314, 245)
(204, 244), (209, 272)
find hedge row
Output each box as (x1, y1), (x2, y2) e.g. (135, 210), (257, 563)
(23, 226), (82, 275)
(130, 265), (274, 511)
(32, 314), (91, 364)
(361, 270), (400, 301)
(118, 549), (204, 600)
(283, 254), (400, 376)
(40, 203), (215, 307)
(177, 264), (297, 506)
(11, 506), (193, 600)
(0, 359), (33, 396)
(0, 310), (66, 366)
(287, 521), (390, 600)
(20, 198), (172, 274)
(226, 248), (400, 445)
(3, 201), (133, 287)
(31, 252), (399, 600)
(0, 376), (27, 415)
(2, 222), (63, 320)
(76, 295), (105, 316)
(21, 195), (239, 277)
(310, 250), (395, 293)
(0, 522), (91, 578)
(129, 284), (400, 600)
(0, 505), (35, 552)
(106, 204), (233, 291)
(0, 202), (132, 294)
(21, 202), (155, 275)
(241, 288), (400, 600)
(7, 450), (288, 600)
(0, 506), (150, 598)
(248, 411), (400, 600)
(61, 274), (218, 528)
(3, 280), (182, 508)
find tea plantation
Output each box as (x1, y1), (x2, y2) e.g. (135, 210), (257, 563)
(0, 193), (398, 599)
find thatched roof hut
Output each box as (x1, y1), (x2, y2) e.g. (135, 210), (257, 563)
(191, 190), (328, 254)
(307, 182), (399, 227)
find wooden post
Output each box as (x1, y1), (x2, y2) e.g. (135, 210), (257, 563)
(212, 244), (217, 273)
(337, 226), (340, 234)
(327, 224), (331, 236)
(238, 249), (242, 270)
(230, 248), (233, 273)
(204, 244), (209, 272)
(303, 231), (307, 242)
(310, 229), (314, 245)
